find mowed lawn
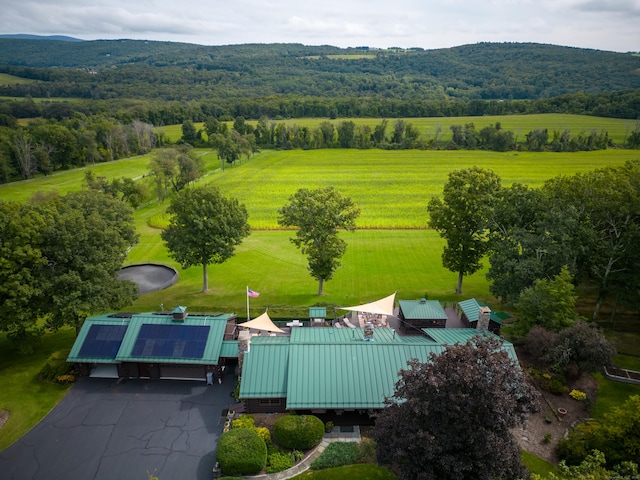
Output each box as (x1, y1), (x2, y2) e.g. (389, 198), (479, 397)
(123, 228), (493, 317)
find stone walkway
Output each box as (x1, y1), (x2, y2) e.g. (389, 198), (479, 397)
(239, 426), (361, 480)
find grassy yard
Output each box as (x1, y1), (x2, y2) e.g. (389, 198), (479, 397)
(292, 463), (396, 479)
(0, 328), (75, 450)
(123, 228), (493, 317)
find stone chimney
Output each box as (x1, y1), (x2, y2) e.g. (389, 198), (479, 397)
(237, 329), (251, 375)
(477, 306), (491, 331)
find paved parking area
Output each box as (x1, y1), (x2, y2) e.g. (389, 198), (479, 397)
(0, 374), (236, 480)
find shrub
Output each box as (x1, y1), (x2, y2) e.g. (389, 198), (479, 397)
(570, 389), (587, 401)
(255, 426), (272, 445)
(216, 428), (267, 475)
(525, 326), (558, 366)
(231, 414), (255, 429)
(266, 451), (293, 473)
(546, 321), (616, 378)
(311, 441), (360, 470)
(357, 438), (378, 464)
(274, 414), (324, 450)
(540, 374), (568, 395)
(39, 349), (74, 382)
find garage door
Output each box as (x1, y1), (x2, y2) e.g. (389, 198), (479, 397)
(159, 365), (206, 380)
(90, 364), (119, 378)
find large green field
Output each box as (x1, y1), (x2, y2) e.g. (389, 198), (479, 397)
(2, 141), (637, 317)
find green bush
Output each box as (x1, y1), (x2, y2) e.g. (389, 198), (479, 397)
(216, 428), (267, 475)
(267, 451), (293, 473)
(274, 414), (324, 450)
(540, 374), (568, 395)
(231, 414), (255, 429)
(39, 349), (74, 382)
(311, 441), (360, 470)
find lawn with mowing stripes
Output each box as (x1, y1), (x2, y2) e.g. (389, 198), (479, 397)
(123, 229), (492, 318)
(198, 149), (638, 228)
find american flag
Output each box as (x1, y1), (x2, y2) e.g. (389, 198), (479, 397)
(247, 287), (260, 298)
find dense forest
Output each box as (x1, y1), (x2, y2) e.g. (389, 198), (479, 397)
(1, 40), (640, 107)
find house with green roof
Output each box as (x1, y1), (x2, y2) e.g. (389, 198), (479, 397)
(238, 326), (517, 415)
(397, 298), (448, 332)
(457, 298), (503, 334)
(67, 308), (239, 381)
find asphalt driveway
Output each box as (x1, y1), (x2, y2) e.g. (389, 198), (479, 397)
(0, 373), (236, 480)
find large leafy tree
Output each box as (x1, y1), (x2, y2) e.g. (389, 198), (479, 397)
(374, 336), (539, 480)
(487, 183), (580, 304)
(543, 160), (640, 321)
(278, 187), (360, 295)
(514, 265), (580, 334)
(37, 190), (139, 334)
(161, 186), (250, 292)
(428, 166), (501, 294)
(0, 200), (48, 349)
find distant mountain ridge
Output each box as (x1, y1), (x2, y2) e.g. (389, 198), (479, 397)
(0, 34), (84, 42)
(0, 39), (638, 102)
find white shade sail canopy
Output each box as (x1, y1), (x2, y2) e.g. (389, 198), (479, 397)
(238, 311), (285, 333)
(341, 292), (396, 316)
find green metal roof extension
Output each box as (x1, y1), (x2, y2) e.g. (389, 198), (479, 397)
(309, 307), (327, 318)
(239, 341), (290, 398)
(423, 328), (518, 362)
(219, 340), (239, 358)
(458, 298), (503, 325)
(398, 299), (447, 320)
(239, 327), (517, 410)
(68, 312), (236, 365)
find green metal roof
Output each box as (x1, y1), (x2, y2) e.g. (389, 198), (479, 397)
(219, 341), (239, 358)
(423, 328), (518, 362)
(68, 312), (235, 365)
(239, 342), (290, 398)
(239, 327), (519, 410)
(286, 342), (445, 409)
(398, 299), (447, 320)
(309, 307), (327, 318)
(458, 298), (503, 325)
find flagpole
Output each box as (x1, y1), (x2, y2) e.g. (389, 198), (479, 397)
(246, 286), (250, 320)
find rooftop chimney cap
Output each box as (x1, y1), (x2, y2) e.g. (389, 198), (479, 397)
(172, 305), (188, 321)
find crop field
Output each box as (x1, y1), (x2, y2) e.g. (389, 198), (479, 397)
(2, 125), (638, 316)
(197, 148), (638, 229)
(157, 114), (639, 145)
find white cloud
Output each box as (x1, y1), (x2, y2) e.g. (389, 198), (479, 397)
(0, 0), (638, 51)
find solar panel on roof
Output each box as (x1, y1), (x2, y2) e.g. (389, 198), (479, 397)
(131, 324), (210, 359)
(79, 324), (128, 358)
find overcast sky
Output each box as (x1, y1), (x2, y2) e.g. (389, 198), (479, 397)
(2, 0), (639, 52)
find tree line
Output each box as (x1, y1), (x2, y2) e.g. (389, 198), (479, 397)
(2, 88), (640, 127)
(428, 161), (640, 325)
